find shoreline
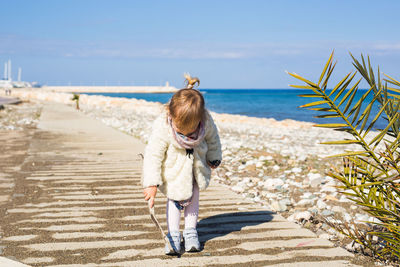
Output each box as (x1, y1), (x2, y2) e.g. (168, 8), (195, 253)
(40, 85), (178, 93)
(7, 88), (380, 158)
(10, 88), (317, 128)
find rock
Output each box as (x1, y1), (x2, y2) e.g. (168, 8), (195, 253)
(325, 195), (339, 201)
(293, 211), (312, 222)
(263, 192), (278, 199)
(298, 154), (307, 161)
(310, 178), (322, 187)
(301, 192), (316, 199)
(321, 186), (337, 193)
(255, 162), (263, 168)
(321, 210), (334, 216)
(343, 213), (353, 222)
(280, 198), (292, 207)
(308, 172), (321, 179)
(317, 199), (327, 210)
(245, 160), (255, 166)
(231, 185), (245, 193)
(247, 193), (255, 198)
(287, 214), (295, 222)
(369, 216), (382, 224)
(291, 167), (302, 173)
(332, 206), (346, 213)
(297, 199), (314, 206)
(345, 241), (363, 252)
(270, 200), (287, 212)
(238, 165), (246, 171)
(308, 173), (323, 187)
(355, 213), (369, 224)
(338, 195), (351, 203)
(308, 208), (318, 214)
(272, 165), (280, 171)
(263, 178), (284, 190)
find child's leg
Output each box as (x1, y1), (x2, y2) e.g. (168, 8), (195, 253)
(166, 198), (181, 232)
(184, 182), (199, 229)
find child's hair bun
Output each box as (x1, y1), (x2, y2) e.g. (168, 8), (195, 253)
(183, 73), (200, 89)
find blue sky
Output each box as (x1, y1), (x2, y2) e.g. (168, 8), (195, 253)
(1, 0), (400, 88)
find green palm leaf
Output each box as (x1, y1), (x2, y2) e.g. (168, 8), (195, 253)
(289, 52), (400, 261)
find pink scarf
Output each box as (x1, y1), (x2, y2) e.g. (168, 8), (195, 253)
(168, 116), (205, 149)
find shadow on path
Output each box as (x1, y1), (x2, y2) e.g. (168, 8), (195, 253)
(198, 210), (275, 248)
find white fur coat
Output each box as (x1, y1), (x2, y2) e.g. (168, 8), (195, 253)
(142, 109), (222, 201)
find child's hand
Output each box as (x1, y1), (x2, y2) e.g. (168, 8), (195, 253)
(143, 186), (157, 208)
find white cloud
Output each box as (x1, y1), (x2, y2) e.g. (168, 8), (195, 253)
(1, 34), (400, 60)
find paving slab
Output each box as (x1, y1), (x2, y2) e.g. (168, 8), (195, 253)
(0, 102), (359, 266)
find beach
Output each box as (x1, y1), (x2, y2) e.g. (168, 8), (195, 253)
(1, 88), (384, 262)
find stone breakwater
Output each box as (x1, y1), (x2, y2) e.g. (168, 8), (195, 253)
(10, 89), (384, 254)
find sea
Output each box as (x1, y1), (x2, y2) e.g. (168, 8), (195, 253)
(84, 89), (387, 129)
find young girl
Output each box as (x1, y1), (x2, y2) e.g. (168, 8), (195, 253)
(142, 80), (222, 255)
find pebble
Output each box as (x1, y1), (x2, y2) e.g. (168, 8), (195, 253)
(255, 162), (263, 168)
(231, 185), (245, 193)
(292, 211), (312, 222)
(317, 199), (327, 210)
(308, 173), (323, 187)
(339, 195), (352, 203)
(280, 198), (292, 206)
(355, 213), (369, 223)
(301, 192), (316, 199)
(321, 210), (334, 216)
(297, 199), (314, 206)
(270, 200), (287, 212)
(345, 241), (363, 252)
(332, 206), (346, 213)
(263, 192), (278, 199)
(263, 178), (284, 190)
(343, 213), (352, 222)
(321, 186), (337, 193)
(291, 167), (302, 173)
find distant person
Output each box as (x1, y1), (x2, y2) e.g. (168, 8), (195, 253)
(142, 76), (222, 255)
(5, 88), (11, 96)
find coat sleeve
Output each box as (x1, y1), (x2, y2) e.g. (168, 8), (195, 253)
(142, 116), (169, 188)
(204, 111), (222, 163)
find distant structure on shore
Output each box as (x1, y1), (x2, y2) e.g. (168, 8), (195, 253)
(0, 59), (33, 89)
(42, 81), (178, 93)
(0, 60), (177, 93)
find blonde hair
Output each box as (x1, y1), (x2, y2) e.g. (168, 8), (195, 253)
(183, 73), (200, 89)
(167, 88), (205, 131)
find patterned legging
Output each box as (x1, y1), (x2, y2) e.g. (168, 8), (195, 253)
(166, 181), (199, 232)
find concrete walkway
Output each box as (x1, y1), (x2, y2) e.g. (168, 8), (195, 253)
(0, 103), (359, 266)
(0, 96), (22, 106)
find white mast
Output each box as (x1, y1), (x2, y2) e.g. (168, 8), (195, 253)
(7, 59), (11, 81)
(3, 62), (7, 80)
(18, 67), (21, 82)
